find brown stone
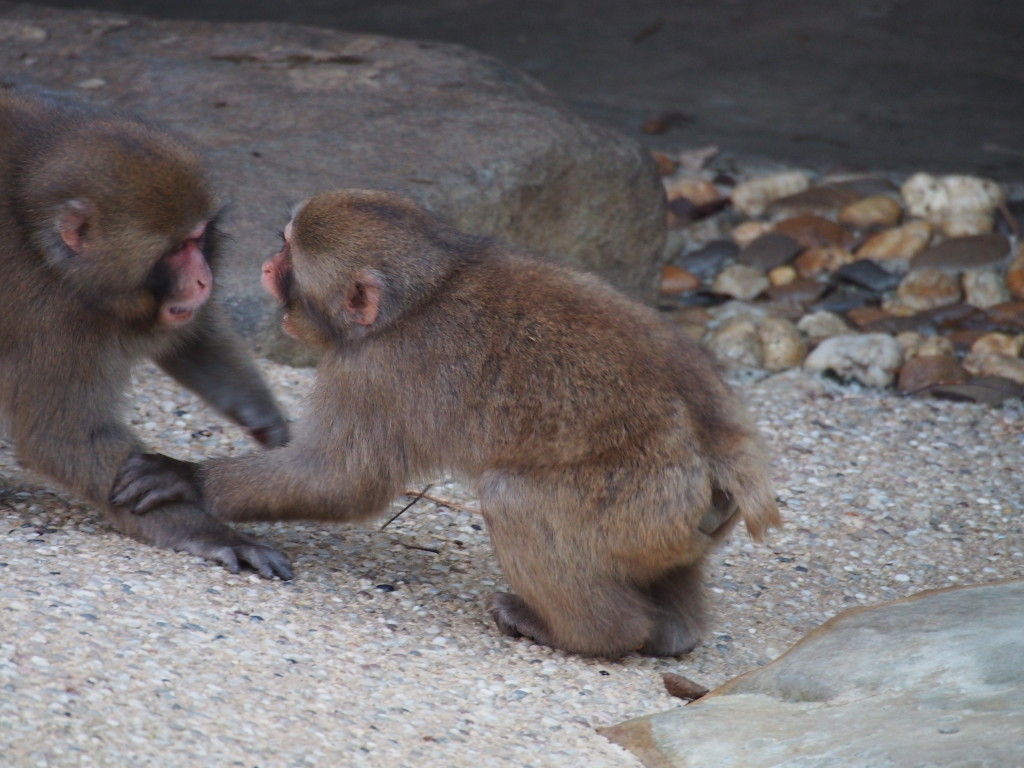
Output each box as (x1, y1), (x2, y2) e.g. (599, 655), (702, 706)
(660, 265), (701, 294)
(897, 268), (962, 311)
(911, 233), (1011, 272)
(1006, 244), (1024, 300)
(794, 246), (855, 278)
(897, 355), (969, 394)
(1008, 268), (1024, 301)
(838, 195), (903, 230)
(662, 673), (710, 702)
(857, 220), (933, 264)
(774, 213), (846, 249)
(923, 303), (988, 332)
(731, 220), (773, 247)
(767, 183), (863, 218)
(652, 151), (678, 177)
(769, 265), (798, 286)
(984, 302), (1024, 332)
(970, 332), (1024, 358)
(846, 306), (892, 327)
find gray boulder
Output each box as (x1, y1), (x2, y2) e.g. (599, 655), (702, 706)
(603, 580), (1024, 768)
(0, 5), (666, 364)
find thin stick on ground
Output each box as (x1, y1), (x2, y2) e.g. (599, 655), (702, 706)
(379, 484), (434, 530)
(403, 490), (480, 515)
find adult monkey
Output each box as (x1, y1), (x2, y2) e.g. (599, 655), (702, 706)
(117, 189), (780, 656)
(0, 89), (292, 579)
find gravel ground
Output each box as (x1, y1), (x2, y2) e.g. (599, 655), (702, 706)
(2, 358), (1022, 767)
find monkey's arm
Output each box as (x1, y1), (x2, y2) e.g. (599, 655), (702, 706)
(112, 440), (397, 524)
(201, 442), (401, 523)
(156, 304), (290, 448)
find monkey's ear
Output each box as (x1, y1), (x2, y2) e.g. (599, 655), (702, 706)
(344, 270), (382, 326)
(56, 200), (92, 256)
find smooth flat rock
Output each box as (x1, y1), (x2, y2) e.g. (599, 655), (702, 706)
(911, 234), (1012, 273)
(603, 580), (1024, 768)
(0, 3), (665, 364)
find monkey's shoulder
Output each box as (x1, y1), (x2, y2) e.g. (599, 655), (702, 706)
(458, 253), (689, 346)
(424, 253), (716, 391)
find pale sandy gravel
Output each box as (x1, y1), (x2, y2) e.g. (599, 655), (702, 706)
(1, 359), (1022, 767)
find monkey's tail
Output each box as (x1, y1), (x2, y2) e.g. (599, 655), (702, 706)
(712, 435), (781, 542)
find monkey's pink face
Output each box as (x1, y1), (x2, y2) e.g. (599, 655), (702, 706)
(57, 202), (214, 327)
(262, 221), (293, 305)
(158, 222), (213, 326)
(263, 221), (298, 337)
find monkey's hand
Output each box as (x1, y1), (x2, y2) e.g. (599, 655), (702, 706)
(225, 402), (290, 449)
(248, 417), (290, 449)
(110, 452), (201, 514)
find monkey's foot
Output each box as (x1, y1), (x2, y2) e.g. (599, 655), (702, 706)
(120, 502), (294, 580)
(181, 527), (295, 581)
(488, 591), (553, 646)
(639, 625), (701, 657)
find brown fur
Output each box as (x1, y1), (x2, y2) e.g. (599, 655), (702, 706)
(0, 90), (291, 578)
(162, 188), (778, 655)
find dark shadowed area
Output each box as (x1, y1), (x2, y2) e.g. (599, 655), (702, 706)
(31, 0), (1024, 180)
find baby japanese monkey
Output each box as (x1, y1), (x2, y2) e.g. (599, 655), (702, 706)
(116, 188), (780, 656)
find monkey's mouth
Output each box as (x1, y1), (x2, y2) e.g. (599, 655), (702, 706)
(162, 305), (196, 325)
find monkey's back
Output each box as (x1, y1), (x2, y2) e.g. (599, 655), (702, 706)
(407, 250), (752, 475)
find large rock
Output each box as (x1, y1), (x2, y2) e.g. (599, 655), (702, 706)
(602, 580), (1024, 768)
(0, 5), (666, 364)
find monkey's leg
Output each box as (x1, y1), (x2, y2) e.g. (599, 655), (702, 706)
(641, 561), (707, 656)
(479, 471), (655, 657)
